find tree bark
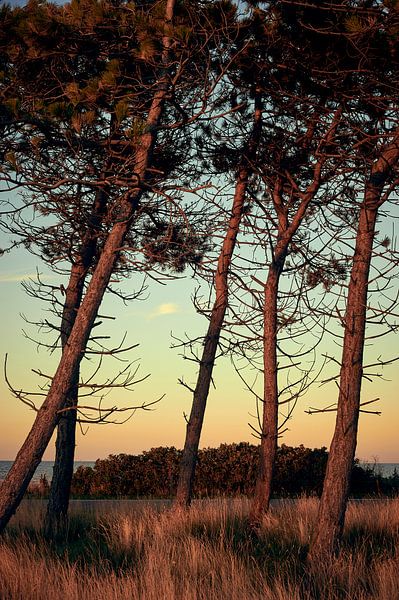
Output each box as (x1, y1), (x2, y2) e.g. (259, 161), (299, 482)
(308, 200), (377, 559)
(174, 175), (249, 507)
(174, 94), (262, 508)
(44, 183), (108, 538)
(0, 0), (176, 533)
(308, 134), (399, 560)
(43, 382), (77, 537)
(249, 108), (343, 525)
(0, 214), (133, 532)
(249, 188), (317, 525)
(250, 259), (284, 524)
(42, 263), (88, 538)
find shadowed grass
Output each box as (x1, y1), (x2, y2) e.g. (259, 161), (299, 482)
(0, 497), (398, 599)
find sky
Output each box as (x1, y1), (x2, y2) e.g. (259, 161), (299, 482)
(0, 0), (398, 464)
(0, 215), (399, 464)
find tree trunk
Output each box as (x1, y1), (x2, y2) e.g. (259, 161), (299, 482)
(0, 214), (132, 531)
(308, 200), (377, 559)
(43, 385), (77, 538)
(248, 186), (313, 525)
(174, 175), (248, 507)
(249, 108), (344, 525)
(308, 133), (399, 559)
(174, 93), (262, 508)
(250, 262), (283, 524)
(44, 183), (108, 538)
(0, 0), (176, 533)
(43, 263), (87, 538)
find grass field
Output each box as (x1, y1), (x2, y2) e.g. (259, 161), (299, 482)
(0, 497), (398, 599)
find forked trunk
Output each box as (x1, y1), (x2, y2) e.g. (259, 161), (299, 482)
(44, 186), (107, 539)
(250, 108), (343, 525)
(248, 186), (314, 526)
(0, 0), (176, 533)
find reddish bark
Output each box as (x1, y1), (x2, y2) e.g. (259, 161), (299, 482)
(0, 0), (176, 533)
(174, 174), (250, 507)
(250, 110), (343, 525)
(309, 133), (399, 559)
(43, 184), (108, 538)
(174, 95), (262, 508)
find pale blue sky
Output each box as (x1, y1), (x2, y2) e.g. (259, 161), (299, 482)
(1, 215), (399, 463)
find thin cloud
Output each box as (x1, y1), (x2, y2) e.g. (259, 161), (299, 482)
(148, 303), (180, 319)
(0, 272), (53, 283)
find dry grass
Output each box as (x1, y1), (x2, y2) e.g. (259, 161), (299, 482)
(0, 497), (399, 599)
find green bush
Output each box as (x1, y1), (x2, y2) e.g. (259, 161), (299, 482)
(70, 443), (399, 499)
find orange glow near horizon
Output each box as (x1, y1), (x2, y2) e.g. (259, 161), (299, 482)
(0, 244), (398, 464)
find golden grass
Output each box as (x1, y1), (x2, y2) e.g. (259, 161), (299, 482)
(0, 497), (399, 599)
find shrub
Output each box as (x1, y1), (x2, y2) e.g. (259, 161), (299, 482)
(70, 443), (399, 499)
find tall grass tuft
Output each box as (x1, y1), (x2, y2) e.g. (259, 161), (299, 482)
(0, 497), (398, 599)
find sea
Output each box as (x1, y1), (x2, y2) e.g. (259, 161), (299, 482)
(0, 460), (95, 482)
(0, 460), (398, 482)
(361, 462), (399, 477)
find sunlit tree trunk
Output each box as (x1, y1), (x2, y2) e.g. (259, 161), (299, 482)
(0, 0), (176, 533)
(309, 136), (399, 560)
(249, 189), (316, 525)
(174, 94), (262, 508)
(174, 175), (249, 507)
(249, 109), (343, 525)
(250, 255), (285, 524)
(309, 199), (377, 558)
(0, 204), (137, 532)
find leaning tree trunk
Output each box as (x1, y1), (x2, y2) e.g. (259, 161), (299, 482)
(0, 206), (136, 532)
(308, 200), (378, 559)
(174, 94), (262, 508)
(308, 136), (399, 560)
(174, 174), (249, 507)
(44, 188), (108, 539)
(0, 0), (176, 533)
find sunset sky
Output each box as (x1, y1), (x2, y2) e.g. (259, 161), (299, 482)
(1, 218), (398, 464)
(0, 0), (398, 465)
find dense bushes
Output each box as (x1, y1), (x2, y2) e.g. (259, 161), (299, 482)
(71, 446), (181, 498)
(70, 443), (399, 499)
